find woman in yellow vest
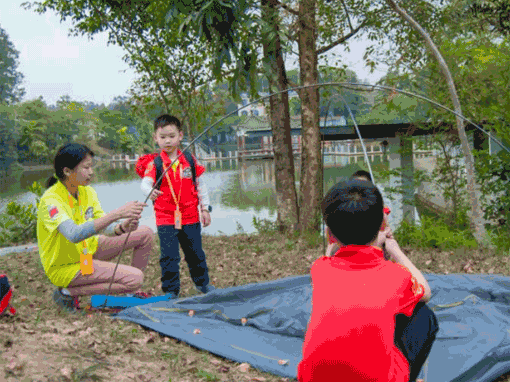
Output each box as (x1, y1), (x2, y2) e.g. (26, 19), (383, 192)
(37, 143), (153, 311)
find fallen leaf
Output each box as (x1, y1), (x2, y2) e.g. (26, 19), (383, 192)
(463, 260), (474, 274)
(188, 310), (195, 317)
(238, 363), (250, 372)
(488, 268), (495, 274)
(250, 378), (266, 381)
(219, 366), (230, 373)
(210, 359), (221, 365)
(184, 356), (197, 366)
(425, 260), (432, 266)
(61, 328), (78, 335)
(60, 367), (72, 380)
(241, 317), (247, 325)
(193, 328), (201, 334)
(278, 359), (289, 366)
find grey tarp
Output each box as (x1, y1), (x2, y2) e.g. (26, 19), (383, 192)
(114, 274), (510, 381)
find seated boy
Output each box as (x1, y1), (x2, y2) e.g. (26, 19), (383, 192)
(298, 179), (438, 382)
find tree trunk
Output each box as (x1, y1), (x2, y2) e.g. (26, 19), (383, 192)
(384, 0), (488, 245)
(297, 0), (322, 232)
(261, 0), (299, 231)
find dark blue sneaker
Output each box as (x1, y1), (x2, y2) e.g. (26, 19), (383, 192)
(196, 284), (216, 294)
(53, 288), (79, 312)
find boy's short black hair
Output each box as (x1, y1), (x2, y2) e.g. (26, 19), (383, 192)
(322, 179), (384, 245)
(154, 114), (182, 132)
(350, 170), (373, 183)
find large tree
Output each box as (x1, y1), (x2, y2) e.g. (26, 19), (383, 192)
(0, 25), (24, 104)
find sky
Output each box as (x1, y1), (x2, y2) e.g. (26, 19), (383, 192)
(1, 0), (388, 107)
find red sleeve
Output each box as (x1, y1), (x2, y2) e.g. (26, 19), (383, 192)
(193, 155), (206, 178)
(144, 160), (156, 182)
(136, 153), (158, 178)
(398, 275), (425, 317)
(383, 207), (391, 215)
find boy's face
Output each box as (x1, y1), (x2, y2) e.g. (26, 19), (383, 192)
(154, 124), (183, 153)
(354, 176), (371, 182)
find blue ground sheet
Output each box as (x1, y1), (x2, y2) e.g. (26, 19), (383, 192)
(113, 274), (510, 381)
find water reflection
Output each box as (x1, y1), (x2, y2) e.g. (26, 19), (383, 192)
(1, 156), (401, 235)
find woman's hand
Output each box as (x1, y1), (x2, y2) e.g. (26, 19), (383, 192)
(117, 201), (147, 221)
(122, 219), (139, 233)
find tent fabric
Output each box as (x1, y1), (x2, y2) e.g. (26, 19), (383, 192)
(114, 274), (510, 381)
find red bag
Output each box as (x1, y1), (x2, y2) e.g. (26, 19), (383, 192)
(0, 274), (16, 316)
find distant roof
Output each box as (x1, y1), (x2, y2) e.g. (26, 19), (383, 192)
(236, 116), (349, 132)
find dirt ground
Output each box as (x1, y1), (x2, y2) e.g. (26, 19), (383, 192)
(0, 232), (508, 382)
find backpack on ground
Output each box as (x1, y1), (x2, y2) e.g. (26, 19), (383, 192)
(0, 274), (16, 316)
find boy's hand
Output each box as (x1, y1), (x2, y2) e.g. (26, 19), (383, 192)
(325, 242), (340, 257)
(149, 189), (163, 202)
(201, 210), (211, 227)
(373, 227), (391, 248)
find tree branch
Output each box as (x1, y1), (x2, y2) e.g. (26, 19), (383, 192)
(316, 22), (365, 55)
(276, 1), (299, 16)
(340, 0), (354, 32)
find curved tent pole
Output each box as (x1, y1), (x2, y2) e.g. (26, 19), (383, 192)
(102, 82), (508, 307)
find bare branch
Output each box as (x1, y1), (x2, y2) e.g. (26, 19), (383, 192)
(276, 1), (299, 16)
(316, 22), (365, 56)
(340, 0), (353, 32)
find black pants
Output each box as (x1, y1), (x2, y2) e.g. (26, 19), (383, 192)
(395, 302), (439, 381)
(157, 223), (210, 295)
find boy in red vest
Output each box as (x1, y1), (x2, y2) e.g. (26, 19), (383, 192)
(298, 179), (438, 382)
(139, 114), (214, 298)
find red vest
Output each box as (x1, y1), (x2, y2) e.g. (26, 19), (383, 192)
(144, 150), (205, 226)
(298, 245), (424, 382)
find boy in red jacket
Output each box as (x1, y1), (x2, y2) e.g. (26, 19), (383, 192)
(139, 114), (214, 298)
(298, 179), (438, 382)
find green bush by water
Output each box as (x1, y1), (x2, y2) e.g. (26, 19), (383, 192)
(394, 215), (478, 250)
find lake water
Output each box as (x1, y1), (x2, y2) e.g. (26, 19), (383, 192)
(0, 155), (412, 236)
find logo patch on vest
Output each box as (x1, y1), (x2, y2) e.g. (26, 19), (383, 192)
(48, 205), (59, 219)
(182, 167), (192, 179)
(85, 207), (94, 220)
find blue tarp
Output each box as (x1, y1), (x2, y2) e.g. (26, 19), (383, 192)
(114, 274), (510, 381)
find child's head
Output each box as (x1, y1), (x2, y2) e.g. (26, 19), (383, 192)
(153, 114), (183, 153)
(322, 179), (384, 245)
(350, 170), (373, 183)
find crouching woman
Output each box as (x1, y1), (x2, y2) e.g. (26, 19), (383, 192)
(37, 143), (153, 311)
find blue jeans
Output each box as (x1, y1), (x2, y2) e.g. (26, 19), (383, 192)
(157, 223), (210, 295)
(395, 302), (439, 381)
